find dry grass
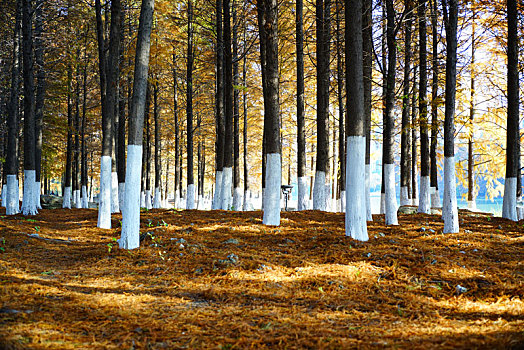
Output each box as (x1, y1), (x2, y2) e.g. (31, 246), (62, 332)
(0, 208), (523, 349)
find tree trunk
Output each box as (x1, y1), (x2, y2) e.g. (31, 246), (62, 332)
(442, 0), (458, 233)
(34, 0), (45, 210)
(186, 0), (195, 209)
(173, 52), (181, 208)
(400, 0), (412, 207)
(430, 0), (440, 207)
(363, 0), (372, 221)
(81, 40), (89, 208)
(411, 65), (419, 205)
(468, 9), (475, 209)
(145, 85), (152, 209)
(258, 0), (281, 225)
(417, 0), (431, 213)
(345, 0), (367, 240)
(383, 0), (398, 225)
(296, 0), (307, 211)
(213, 0), (225, 210)
(120, 0), (155, 249)
(313, 0), (331, 211)
(502, 0), (519, 221)
(153, 82), (162, 208)
(232, 2), (242, 210)
(74, 59), (81, 208)
(117, 8), (127, 210)
(242, 11), (252, 211)
(336, 0), (345, 213)
(64, 63), (73, 209)
(5, 0), (22, 215)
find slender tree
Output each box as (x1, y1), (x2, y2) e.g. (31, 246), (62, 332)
(430, 0), (440, 207)
(119, 0), (155, 249)
(313, 0), (331, 211)
(258, 0), (281, 225)
(242, 7), (252, 211)
(34, 0), (45, 210)
(345, 0), (367, 240)
(81, 36), (89, 208)
(400, 0), (412, 207)
(296, 0), (307, 211)
(335, 0), (345, 212)
(173, 52), (181, 208)
(442, 0), (458, 232)
(411, 66), (419, 205)
(502, 0), (519, 221)
(232, 1), (242, 210)
(417, 0), (431, 213)
(153, 82), (162, 208)
(363, 0), (372, 221)
(64, 62), (73, 209)
(5, 0), (21, 216)
(74, 59), (81, 208)
(467, 6), (476, 209)
(186, 0), (196, 209)
(20, 0), (38, 215)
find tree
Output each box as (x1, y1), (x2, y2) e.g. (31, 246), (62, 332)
(383, 0), (398, 225)
(232, 1), (242, 210)
(430, 0), (440, 207)
(221, 0), (233, 210)
(173, 52), (181, 208)
(153, 82), (162, 208)
(335, 0), (345, 212)
(296, 0), (307, 211)
(119, 0), (155, 250)
(502, 0), (519, 221)
(242, 7), (253, 211)
(34, 0), (45, 210)
(417, 0), (431, 214)
(63, 62), (73, 209)
(442, 0), (458, 233)
(313, 0), (331, 211)
(5, 0), (21, 216)
(20, 0), (38, 216)
(186, 0), (196, 209)
(400, 0), (412, 206)
(363, 0), (372, 221)
(467, 3), (476, 210)
(258, 0), (281, 225)
(345, 0), (367, 240)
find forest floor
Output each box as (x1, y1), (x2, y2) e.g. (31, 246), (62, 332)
(0, 207), (523, 349)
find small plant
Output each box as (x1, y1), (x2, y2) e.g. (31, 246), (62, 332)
(26, 218), (37, 223)
(107, 237), (118, 253)
(0, 237), (5, 253)
(34, 226), (40, 233)
(160, 219), (168, 227)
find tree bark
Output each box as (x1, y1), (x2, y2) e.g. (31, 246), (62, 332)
(400, 0), (412, 207)
(430, 0), (439, 206)
(221, 0), (233, 210)
(336, 0), (345, 212)
(173, 52), (181, 208)
(186, 0), (195, 209)
(296, 0), (307, 211)
(363, 0), (372, 221)
(213, 0), (225, 209)
(153, 82), (161, 208)
(34, 0), (45, 209)
(232, 1), (241, 210)
(242, 10), (251, 211)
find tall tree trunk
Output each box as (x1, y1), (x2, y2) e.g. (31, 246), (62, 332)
(502, 0), (519, 221)
(400, 0), (412, 207)
(379, 0), (387, 215)
(467, 8), (475, 209)
(296, 0), (307, 211)
(81, 38), (89, 208)
(345, 0), (368, 240)
(336, 0), (345, 213)
(34, 0), (45, 210)
(363, 0), (372, 221)
(64, 62), (73, 209)
(442, 0), (458, 233)
(411, 65), (419, 205)
(74, 59), (81, 208)
(173, 52), (181, 208)
(383, 0), (398, 225)
(120, 0), (155, 249)
(417, 0), (431, 213)
(430, 0), (440, 207)
(221, 0), (233, 210)
(117, 8), (127, 210)
(313, 0), (331, 211)
(242, 9), (252, 211)
(186, 0), (195, 209)
(232, 1), (242, 210)
(258, 0), (281, 225)
(145, 85), (152, 209)
(213, 0), (225, 210)
(21, 0), (38, 215)
(153, 82), (162, 208)
(5, 0), (22, 215)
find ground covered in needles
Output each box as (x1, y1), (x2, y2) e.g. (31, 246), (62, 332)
(0, 207), (523, 349)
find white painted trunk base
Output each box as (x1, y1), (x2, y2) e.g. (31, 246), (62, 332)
(467, 200), (476, 210)
(1, 184), (6, 207)
(174, 190), (180, 209)
(232, 187), (242, 211)
(417, 176), (431, 214)
(384, 164), (398, 225)
(118, 183), (125, 210)
(197, 195), (204, 209)
(74, 190), (81, 209)
(412, 172), (419, 206)
(502, 177), (517, 221)
(35, 182), (42, 209)
(340, 190), (346, 213)
(442, 157), (459, 233)
(400, 186), (410, 206)
(243, 190), (254, 211)
(111, 172), (119, 213)
(63, 186), (72, 209)
(153, 187), (161, 208)
(221, 167), (233, 210)
(380, 193), (385, 215)
(365, 164), (372, 221)
(120, 145), (142, 250)
(297, 176), (308, 211)
(187, 184), (196, 209)
(145, 190), (152, 210)
(432, 187), (441, 208)
(345, 136), (368, 241)
(6, 175), (19, 215)
(21, 170), (38, 215)
(140, 191), (146, 208)
(263, 153), (281, 225)
(82, 185), (89, 209)
(97, 156), (112, 229)
(212, 171), (223, 210)
(313, 171), (326, 211)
